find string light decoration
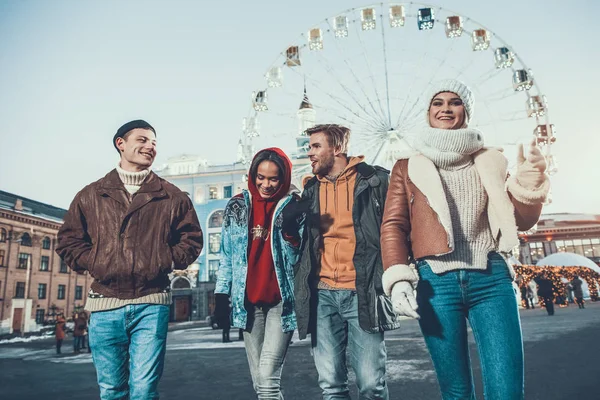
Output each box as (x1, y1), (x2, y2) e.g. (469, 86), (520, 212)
(514, 265), (600, 306)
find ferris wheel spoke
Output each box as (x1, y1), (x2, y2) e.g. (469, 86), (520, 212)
(472, 67), (504, 88)
(287, 66), (382, 128)
(394, 31), (435, 130)
(351, 17), (389, 125)
(379, 12), (393, 127)
(324, 19), (391, 126)
(352, 135), (387, 158)
(312, 54), (384, 126)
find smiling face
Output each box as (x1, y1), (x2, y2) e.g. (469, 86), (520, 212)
(255, 160), (281, 199)
(307, 132), (336, 176)
(428, 92), (467, 130)
(116, 128), (157, 171)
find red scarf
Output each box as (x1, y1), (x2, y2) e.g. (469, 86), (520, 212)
(245, 148), (292, 305)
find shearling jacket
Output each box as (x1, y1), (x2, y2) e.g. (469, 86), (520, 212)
(380, 148), (549, 294)
(56, 170), (203, 299)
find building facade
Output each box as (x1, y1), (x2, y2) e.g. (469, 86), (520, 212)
(0, 191), (92, 335)
(156, 155), (247, 322)
(518, 213), (600, 266)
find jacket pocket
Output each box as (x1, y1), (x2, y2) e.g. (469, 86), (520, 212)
(81, 245), (98, 275)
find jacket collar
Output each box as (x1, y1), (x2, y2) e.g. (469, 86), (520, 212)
(97, 169), (166, 210)
(99, 169), (162, 192)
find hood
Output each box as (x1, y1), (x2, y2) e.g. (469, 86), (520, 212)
(317, 155), (364, 183)
(248, 147), (293, 203)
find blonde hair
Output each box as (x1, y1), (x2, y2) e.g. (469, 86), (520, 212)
(305, 124), (350, 154)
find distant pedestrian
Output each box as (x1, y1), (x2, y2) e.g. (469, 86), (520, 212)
(73, 313), (87, 354)
(220, 300), (232, 343)
(534, 272), (555, 315)
(55, 315), (66, 354)
(566, 282), (575, 304)
(520, 285), (530, 309)
(526, 286), (535, 309)
(571, 275), (585, 309)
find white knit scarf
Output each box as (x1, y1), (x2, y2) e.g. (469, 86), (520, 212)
(413, 127), (484, 170)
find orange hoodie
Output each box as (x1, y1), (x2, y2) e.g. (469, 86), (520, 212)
(318, 156), (364, 289)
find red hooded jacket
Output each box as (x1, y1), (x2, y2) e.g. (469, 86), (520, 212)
(245, 148), (292, 305)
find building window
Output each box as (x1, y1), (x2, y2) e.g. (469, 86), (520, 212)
(0, 250), (5, 267)
(42, 237), (51, 250)
(15, 282), (25, 298)
(40, 256), (50, 271)
(529, 242), (545, 264)
(75, 286), (83, 300)
(57, 284), (66, 300)
(59, 259), (69, 273)
(572, 239), (585, 256)
(209, 186), (219, 200)
(209, 210), (224, 228)
(173, 278), (191, 289)
(38, 283), (47, 299)
(209, 233), (221, 254)
(224, 185), (233, 199)
(208, 260), (220, 282)
(35, 309), (45, 324)
(591, 238), (600, 258)
(20, 232), (32, 247)
(18, 253), (31, 269)
(0, 228), (6, 242)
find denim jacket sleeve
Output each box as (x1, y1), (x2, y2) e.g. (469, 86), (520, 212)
(215, 202), (234, 295)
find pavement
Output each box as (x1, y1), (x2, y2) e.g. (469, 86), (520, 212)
(1, 302), (599, 399)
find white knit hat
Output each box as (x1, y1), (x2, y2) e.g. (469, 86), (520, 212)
(425, 79), (474, 125)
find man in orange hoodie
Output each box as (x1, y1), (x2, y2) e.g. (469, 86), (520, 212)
(294, 124), (399, 399)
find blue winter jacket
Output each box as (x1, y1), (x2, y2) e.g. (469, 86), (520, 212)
(214, 188), (304, 332)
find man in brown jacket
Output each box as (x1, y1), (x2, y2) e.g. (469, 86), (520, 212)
(56, 119), (203, 400)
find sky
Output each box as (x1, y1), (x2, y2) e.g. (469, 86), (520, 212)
(0, 0), (598, 213)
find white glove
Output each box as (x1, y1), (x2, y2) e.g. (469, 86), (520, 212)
(515, 138), (547, 190)
(391, 281), (420, 319)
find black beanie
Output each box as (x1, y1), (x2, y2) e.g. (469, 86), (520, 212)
(113, 119), (156, 151)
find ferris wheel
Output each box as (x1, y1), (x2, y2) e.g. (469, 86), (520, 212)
(239, 2), (557, 186)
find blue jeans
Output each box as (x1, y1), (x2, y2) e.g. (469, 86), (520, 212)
(243, 302), (293, 399)
(416, 253), (524, 400)
(74, 336), (83, 352)
(89, 304), (170, 400)
(312, 290), (388, 400)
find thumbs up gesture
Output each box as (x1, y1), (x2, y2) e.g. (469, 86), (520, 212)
(516, 138), (547, 190)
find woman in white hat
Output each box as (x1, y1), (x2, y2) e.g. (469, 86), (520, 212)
(380, 79), (549, 399)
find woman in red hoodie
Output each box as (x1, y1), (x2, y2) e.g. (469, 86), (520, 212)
(214, 148), (306, 399)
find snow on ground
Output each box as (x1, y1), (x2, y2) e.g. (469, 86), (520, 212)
(0, 331), (53, 344)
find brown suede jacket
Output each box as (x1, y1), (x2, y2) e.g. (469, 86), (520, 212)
(56, 170), (203, 299)
(380, 149), (548, 281)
